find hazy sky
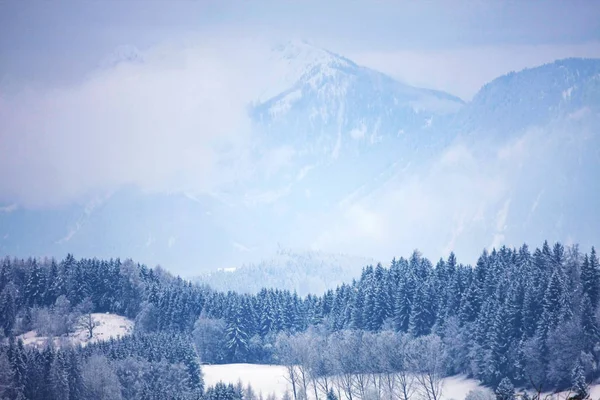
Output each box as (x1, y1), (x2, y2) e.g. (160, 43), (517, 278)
(1, 0), (600, 208)
(2, 0), (600, 96)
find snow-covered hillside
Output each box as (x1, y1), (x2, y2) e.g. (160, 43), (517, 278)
(197, 248), (377, 295)
(18, 313), (134, 348)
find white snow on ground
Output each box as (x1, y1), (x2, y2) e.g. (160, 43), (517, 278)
(587, 385), (600, 399)
(539, 385), (600, 400)
(441, 375), (483, 400)
(18, 313), (134, 348)
(202, 364), (482, 400)
(203, 364), (288, 399)
(202, 364), (600, 400)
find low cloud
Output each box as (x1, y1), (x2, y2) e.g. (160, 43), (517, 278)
(0, 204), (18, 213)
(309, 134), (538, 263)
(0, 39), (271, 208)
(308, 117), (596, 264)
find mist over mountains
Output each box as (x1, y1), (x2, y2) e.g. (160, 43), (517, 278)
(1, 41), (599, 281)
(195, 247), (377, 296)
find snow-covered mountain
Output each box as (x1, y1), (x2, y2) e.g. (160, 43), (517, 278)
(455, 57), (600, 136)
(347, 57), (600, 262)
(1, 44), (599, 277)
(461, 59), (600, 255)
(254, 41), (463, 155)
(242, 41), (466, 218)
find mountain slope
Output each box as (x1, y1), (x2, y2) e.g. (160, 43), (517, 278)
(335, 57), (600, 262)
(253, 41), (464, 158)
(455, 57), (600, 136)
(242, 41), (466, 223)
(1, 50), (599, 276)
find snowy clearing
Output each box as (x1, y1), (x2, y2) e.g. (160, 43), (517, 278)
(203, 364), (289, 399)
(202, 364), (482, 400)
(18, 313), (134, 348)
(202, 364), (600, 400)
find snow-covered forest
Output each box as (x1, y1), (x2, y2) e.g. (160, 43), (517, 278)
(0, 241), (597, 399)
(195, 248), (376, 296)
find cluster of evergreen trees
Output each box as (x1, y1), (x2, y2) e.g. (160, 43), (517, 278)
(1, 241), (598, 394)
(195, 242), (598, 390)
(0, 332), (203, 399)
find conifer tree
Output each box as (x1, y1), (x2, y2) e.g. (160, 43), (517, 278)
(487, 300), (515, 384)
(458, 283), (480, 324)
(581, 249), (600, 307)
(225, 303), (249, 362)
(394, 281), (412, 332)
(0, 288), (16, 336)
(409, 281), (434, 337)
(350, 286), (365, 329)
(538, 269), (566, 336)
(570, 362), (589, 400)
(580, 294), (599, 353)
(327, 388), (338, 400)
(25, 260), (42, 307)
(495, 378), (515, 400)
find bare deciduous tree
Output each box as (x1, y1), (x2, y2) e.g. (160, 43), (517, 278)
(78, 313), (100, 339)
(276, 333), (301, 400)
(410, 335), (445, 400)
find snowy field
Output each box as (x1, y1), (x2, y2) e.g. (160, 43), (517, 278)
(202, 364), (481, 400)
(203, 364), (289, 398)
(18, 313), (134, 348)
(202, 364), (600, 400)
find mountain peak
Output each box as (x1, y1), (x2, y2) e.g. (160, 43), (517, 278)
(272, 39), (354, 66)
(257, 40), (356, 102)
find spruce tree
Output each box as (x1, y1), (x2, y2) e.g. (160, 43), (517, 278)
(459, 283), (480, 324)
(585, 248), (600, 308)
(25, 260), (42, 307)
(580, 294), (599, 353)
(538, 269), (567, 336)
(495, 377), (515, 400)
(260, 300), (275, 337)
(394, 281), (412, 332)
(580, 254), (599, 308)
(487, 301), (514, 384)
(8, 339), (27, 399)
(570, 362), (589, 400)
(0, 288), (16, 336)
(350, 286), (365, 329)
(408, 281), (434, 337)
(327, 388), (339, 400)
(225, 303), (249, 362)
(66, 350), (85, 400)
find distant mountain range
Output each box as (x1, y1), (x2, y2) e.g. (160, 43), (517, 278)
(455, 58), (600, 136)
(1, 41), (599, 289)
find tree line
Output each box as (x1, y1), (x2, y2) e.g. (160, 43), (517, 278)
(0, 241), (598, 396)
